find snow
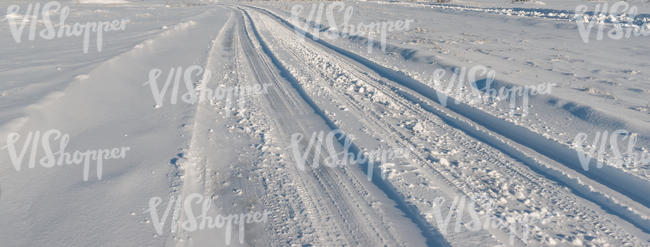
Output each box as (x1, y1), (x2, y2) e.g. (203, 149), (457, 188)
(1, 0), (649, 246)
(78, 0), (130, 4)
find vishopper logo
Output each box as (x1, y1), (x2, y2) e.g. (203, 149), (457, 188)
(573, 129), (650, 171)
(288, 129), (408, 181)
(290, 2), (414, 54)
(1, 129), (130, 181)
(428, 65), (555, 116)
(5, 1), (129, 53)
(575, 1), (650, 43)
(428, 195), (552, 245)
(145, 193), (271, 245)
(143, 65), (271, 115)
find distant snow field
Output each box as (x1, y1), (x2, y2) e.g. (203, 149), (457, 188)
(77, 0), (130, 4)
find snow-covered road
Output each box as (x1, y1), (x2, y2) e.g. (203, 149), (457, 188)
(1, 0), (649, 246)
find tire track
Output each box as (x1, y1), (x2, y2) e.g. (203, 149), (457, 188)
(232, 7), (431, 246)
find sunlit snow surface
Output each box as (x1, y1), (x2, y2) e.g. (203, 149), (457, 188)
(0, 0), (649, 246)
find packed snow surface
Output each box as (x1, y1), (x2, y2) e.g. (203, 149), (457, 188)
(0, 0), (648, 246)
